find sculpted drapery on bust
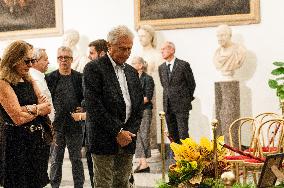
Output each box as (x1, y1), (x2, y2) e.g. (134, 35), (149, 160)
(213, 24), (246, 79)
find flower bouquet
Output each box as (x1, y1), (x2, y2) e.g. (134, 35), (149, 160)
(167, 136), (229, 187)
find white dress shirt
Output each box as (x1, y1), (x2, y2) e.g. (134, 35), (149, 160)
(166, 57), (176, 72)
(107, 53), (131, 123)
(30, 68), (55, 122)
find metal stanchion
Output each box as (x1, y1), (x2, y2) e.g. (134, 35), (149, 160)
(212, 119), (219, 179)
(159, 111), (166, 181)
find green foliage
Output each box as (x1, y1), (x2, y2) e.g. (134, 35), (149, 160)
(232, 183), (255, 188)
(269, 61), (284, 100)
(275, 181), (284, 187)
(271, 67), (284, 75)
(273, 62), (284, 66)
(201, 178), (224, 187)
(155, 180), (173, 188)
(168, 160), (201, 186)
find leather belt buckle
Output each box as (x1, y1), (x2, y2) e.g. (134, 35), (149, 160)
(30, 125), (36, 132)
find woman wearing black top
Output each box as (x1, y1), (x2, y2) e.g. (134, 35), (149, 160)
(0, 40), (51, 188)
(131, 56), (155, 173)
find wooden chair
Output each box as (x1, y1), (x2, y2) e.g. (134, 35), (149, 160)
(243, 117), (284, 184)
(252, 112), (280, 155)
(224, 117), (255, 183)
(255, 118), (284, 157)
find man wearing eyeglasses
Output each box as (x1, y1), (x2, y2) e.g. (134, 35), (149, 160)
(83, 25), (144, 188)
(46, 46), (85, 188)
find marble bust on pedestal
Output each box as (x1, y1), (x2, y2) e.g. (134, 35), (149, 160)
(213, 24), (246, 80)
(214, 25), (243, 145)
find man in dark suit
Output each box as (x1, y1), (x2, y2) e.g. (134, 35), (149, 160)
(158, 41), (196, 144)
(83, 25), (144, 188)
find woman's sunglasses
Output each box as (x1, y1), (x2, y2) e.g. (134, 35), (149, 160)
(24, 59), (36, 65)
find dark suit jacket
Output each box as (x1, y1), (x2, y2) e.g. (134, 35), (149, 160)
(83, 55), (144, 155)
(158, 58), (196, 113)
(45, 69), (84, 129)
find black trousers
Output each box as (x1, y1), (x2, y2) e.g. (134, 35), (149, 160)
(166, 102), (189, 144)
(86, 147), (94, 188)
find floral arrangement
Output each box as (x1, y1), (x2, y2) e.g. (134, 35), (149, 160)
(167, 136), (229, 187)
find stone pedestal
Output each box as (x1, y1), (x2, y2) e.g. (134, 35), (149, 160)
(215, 81), (240, 146)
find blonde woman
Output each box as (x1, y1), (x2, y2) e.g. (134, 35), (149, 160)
(0, 40), (51, 187)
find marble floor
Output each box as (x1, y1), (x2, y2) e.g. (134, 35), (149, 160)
(44, 149), (170, 188)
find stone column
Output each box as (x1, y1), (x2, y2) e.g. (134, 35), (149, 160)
(215, 81), (240, 147)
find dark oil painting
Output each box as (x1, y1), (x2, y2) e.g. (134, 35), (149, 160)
(0, 0), (62, 39)
(135, 0), (260, 30)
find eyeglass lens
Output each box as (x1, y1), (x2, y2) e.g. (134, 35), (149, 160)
(57, 56), (72, 61)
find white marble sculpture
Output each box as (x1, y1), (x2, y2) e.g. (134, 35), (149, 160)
(62, 29), (88, 73)
(137, 25), (162, 76)
(213, 24), (246, 80)
(137, 25), (163, 146)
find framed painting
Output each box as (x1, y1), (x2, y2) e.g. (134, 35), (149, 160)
(0, 0), (63, 39)
(134, 0), (260, 30)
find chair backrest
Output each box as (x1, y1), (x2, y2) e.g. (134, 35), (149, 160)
(255, 118), (284, 158)
(249, 113), (281, 156)
(254, 113), (280, 124)
(228, 117), (255, 153)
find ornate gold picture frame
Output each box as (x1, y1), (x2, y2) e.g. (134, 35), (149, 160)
(0, 0), (63, 39)
(134, 0), (260, 30)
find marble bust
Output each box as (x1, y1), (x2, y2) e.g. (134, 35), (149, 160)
(62, 29), (88, 73)
(213, 24), (246, 79)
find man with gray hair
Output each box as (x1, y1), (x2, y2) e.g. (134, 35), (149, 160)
(158, 41), (196, 144)
(46, 46), (85, 188)
(30, 48), (55, 122)
(83, 25), (144, 187)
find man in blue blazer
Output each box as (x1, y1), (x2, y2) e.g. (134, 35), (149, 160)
(158, 41), (196, 144)
(83, 25), (144, 188)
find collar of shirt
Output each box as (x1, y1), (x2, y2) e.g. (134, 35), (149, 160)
(166, 57), (176, 71)
(29, 67), (45, 80)
(107, 52), (125, 70)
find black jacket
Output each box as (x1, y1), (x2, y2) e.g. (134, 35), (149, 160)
(45, 69), (84, 129)
(140, 72), (155, 109)
(158, 58), (196, 113)
(83, 55), (144, 155)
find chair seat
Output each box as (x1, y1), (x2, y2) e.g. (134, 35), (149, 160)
(244, 146), (278, 153)
(262, 146), (278, 152)
(224, 155), (248, 161)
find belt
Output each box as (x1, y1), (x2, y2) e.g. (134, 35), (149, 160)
(24, 124), (43, 133)
(4, 122), (43, 133)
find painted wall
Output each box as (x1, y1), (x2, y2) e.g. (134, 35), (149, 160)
(0, 0), (283, 142)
